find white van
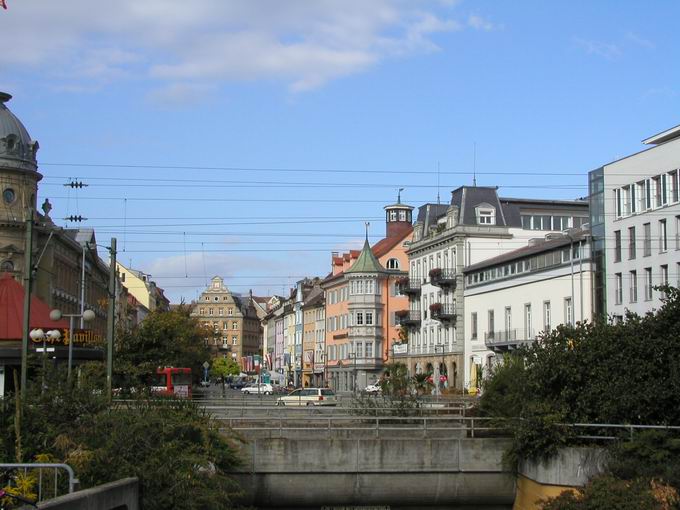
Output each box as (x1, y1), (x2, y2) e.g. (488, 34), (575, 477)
(276, 388), (338, 406)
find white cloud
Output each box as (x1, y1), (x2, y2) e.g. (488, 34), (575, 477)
(467, 15), (496, 31)
(574, 37), (621, 60)
(625, 31), (655, 50)
(0, 0), (476, 97)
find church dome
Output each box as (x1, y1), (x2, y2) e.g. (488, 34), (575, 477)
(0, 92), (39, 172)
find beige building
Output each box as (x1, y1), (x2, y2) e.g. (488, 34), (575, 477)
(191, 276), (262, 367)
(116, 263), (170, 316)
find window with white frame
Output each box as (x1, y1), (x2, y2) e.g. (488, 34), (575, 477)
(615, 273), (623, 305)
(630, 270), (637, 303)
(644, 267), (653, 301)
(476, 207), (496, 225)
(365, 312), (373, 325)
(543, 301), (551, 332)
(386, 258), (399, 270)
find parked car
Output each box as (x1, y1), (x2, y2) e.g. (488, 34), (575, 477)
(272, 384), (289, 395)
(241, 383), (273, 395)
(229, 378), (248, 390)
(364, 384), (381, 394)
(276, 388), (338, 406)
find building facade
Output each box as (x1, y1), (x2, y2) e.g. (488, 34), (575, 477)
(463, 228), (593, 389)
(589, 123), (680, 318)
(1, 92), (111, 394)
(323, 199), (413, 393)
(399, 186), (589, 392)
(191, 276), (262, 366)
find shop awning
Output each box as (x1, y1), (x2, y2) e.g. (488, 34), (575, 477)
(0, 272), (68, 340)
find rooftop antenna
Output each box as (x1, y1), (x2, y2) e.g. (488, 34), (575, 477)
(437, 162), (441, 204)
(397, 188), (404, 204)
(472, 142), (477, 187)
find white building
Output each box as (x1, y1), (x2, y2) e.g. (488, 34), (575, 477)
(589, 123), (680, 318)
(463, 229), (593, 389)
(399, 186), (589, 391)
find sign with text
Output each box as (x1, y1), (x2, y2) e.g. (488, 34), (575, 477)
(30, 329), (104, 347)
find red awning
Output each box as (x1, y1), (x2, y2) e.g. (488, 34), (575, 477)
(0, 272), (69, 340)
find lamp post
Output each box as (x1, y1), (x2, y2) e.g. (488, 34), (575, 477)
(30, 328), (61, 390)
(49, 308), (96, 383)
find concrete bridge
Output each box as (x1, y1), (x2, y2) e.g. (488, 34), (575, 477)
(232, 431), (515, 508)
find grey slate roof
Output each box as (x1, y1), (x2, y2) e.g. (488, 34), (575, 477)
(451, 186), (508, 226)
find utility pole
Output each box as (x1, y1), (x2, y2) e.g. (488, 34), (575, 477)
(106, 237), (117, 400)
(20, 209), (34, 401)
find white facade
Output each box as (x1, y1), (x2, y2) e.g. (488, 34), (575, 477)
(600, 126), (680, 318)
(463, 233), (593, 389)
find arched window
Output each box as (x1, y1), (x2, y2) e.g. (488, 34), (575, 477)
(1, 260), (14, 272)
(386, 258), (400, 270)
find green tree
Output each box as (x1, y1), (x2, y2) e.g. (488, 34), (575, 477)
(115, 305), (212, 386)
(0, 368), (244, 510)
(210, 357), (241, 380)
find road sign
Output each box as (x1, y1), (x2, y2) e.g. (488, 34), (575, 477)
(36, 347), (55, 353)
(203, 361), (210, 369)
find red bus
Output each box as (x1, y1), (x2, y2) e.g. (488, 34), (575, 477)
(151, 367), (192, 398)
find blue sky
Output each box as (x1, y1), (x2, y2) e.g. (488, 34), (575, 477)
(1, 0), (679, 302)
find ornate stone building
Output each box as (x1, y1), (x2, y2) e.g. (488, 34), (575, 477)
(191, 276), (262, 367)
(0, 92), (110, 393)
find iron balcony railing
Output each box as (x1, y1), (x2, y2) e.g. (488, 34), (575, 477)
(397, 278), (422, 296)
(430, 303), (457, 322)
(396, 311), (421, 327)
(429, 269), (457, 288)
(484, 328), (537, 350)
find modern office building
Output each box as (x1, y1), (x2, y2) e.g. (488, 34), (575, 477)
(589, 122), (680, 319)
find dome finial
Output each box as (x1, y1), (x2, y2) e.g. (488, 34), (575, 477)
(0, 92), (11, 104)
(365, 221), (370, 241)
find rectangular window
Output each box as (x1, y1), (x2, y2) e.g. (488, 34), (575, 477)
(614, 230), (621, 262)
(637, 181), (646, 211)
(356, 312), (363, 325)
(524, 304), (532, 338)
(365, 342), (373, 358)
(543, 301), (551, 332)
(671, 170), (679, 203)
(232, 336), (237, 345)
(660, 219), (668, 252)
(630, 184), (637, 214)
(630, 270), (637, 303)
(488, 310), (495, 338)
(662, 173), (669, 205)
(615, 189), (622, 218)
(653, 176), (662, 207)
(615, 273), (623, 305)
(355, 342), (363, 358)
(661, 265), (669, 298)
(628, 226), (636, 260)
(564, 298), (573, 326)
(522, 215), (531, 229)
(208, 308), (213, 316)
(645, 179), (652, 209)
(471, 312), (478, 340)
(645, 267), (653, 301)
(676, 216), (680, 250)
(365, 312), (373, 326)
(643, 223), (652, 256)
(504, 307), (512, 333)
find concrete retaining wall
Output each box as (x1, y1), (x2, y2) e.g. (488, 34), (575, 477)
(234, 437), (515, 508)
(33, 478), (139, 510)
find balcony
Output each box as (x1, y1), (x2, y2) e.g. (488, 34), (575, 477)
(396, 277), (421, 296)
(429, 268), (457, 289)
(396, 310), (421, 328)
(484, 328), (537, 352)
(429, 303), (457, 323)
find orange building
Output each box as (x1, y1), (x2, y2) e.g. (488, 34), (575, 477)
(322, 199), (413, 393)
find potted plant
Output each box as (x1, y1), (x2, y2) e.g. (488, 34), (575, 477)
(395, 309), (409, 318)
(429, 303), (442, 314)
(429, 268), (442, 280)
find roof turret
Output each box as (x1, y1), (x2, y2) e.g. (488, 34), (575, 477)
(0, 92), (40, 173)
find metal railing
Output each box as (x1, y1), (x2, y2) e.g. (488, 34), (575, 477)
(0, 463), (78, 503)
(217, 415), (499, 439)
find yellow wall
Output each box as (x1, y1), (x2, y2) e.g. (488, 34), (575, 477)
(513, 475), (577, 510)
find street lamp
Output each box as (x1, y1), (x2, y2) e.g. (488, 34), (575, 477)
(49, 308), (96, 382)
(30, 328), (61, 390)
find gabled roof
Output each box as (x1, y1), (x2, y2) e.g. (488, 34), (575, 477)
(345, 239), (385, 274)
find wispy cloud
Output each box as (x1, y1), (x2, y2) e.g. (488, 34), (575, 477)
(625, 31), (655, 49)
(0, 0), (487, 100)
(467, 14), (498, 31)
(574, 37), (621, 60)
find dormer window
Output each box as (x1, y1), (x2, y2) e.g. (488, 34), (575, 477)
(476, 205), (496, 225)
(386, 258), (400, 270)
